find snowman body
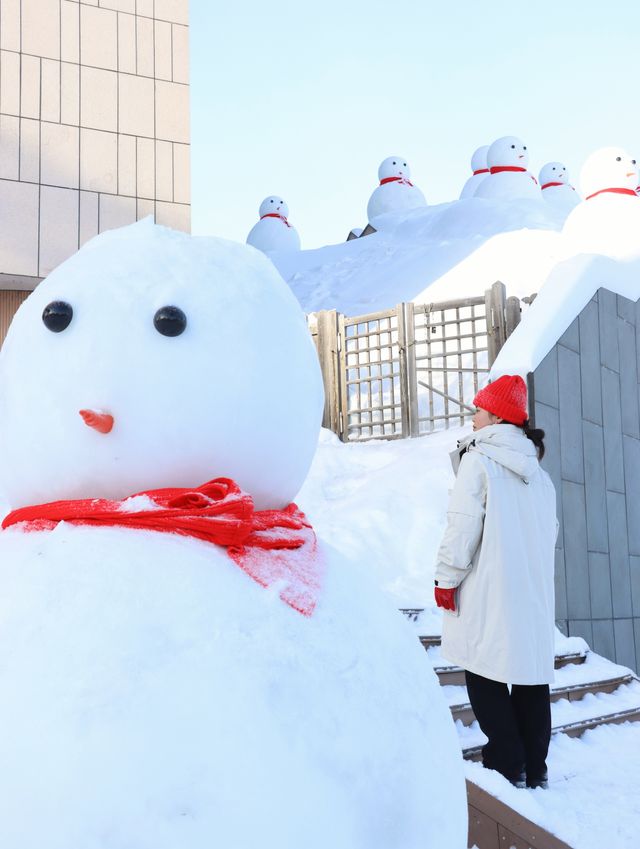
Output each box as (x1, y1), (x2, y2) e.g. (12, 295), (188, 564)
(474, 135), (541, 201)
(0, 222), (467, 849)
(367, 156), (427, 223)
(246, 196), (301, 253)
(539, 162), (580, 213)
(459, 144), (490, 199)
(562, 146), (640, 259)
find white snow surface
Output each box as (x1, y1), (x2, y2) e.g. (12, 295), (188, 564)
(271, 197), (565, 315)
(0, 522), (466, 849)
(296, 426), (469, 606)
(466, 720), (640, 849)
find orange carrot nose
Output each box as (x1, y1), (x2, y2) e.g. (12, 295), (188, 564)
(79, 409), (114, 434)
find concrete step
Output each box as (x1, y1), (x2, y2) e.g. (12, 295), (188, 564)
(433, 650), (587, 687)
(451, 673), (636, 726)
(466, 778), (573, 849)
(462, 704), (640, 761)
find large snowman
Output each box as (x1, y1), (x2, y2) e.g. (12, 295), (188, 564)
(538, 161), (580, 213)
(366, 155), (427, 224)
(562, 146), (640, 259)
(474, 135), (541, 201)
(459, 144), (490, 199)
(246, 195), (301, 253)
(0, 220), (466, 849)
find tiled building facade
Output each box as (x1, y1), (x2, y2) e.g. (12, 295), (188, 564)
(532, 289), (640, 674)
(0, 0), (190, 290)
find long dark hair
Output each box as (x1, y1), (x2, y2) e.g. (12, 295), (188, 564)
(521, 419), (545, 460)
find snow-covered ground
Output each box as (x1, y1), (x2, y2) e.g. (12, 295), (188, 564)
(271, 197), (565, 314)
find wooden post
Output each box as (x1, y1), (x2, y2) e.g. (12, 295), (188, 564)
(485, 280), (507, 366)
(505, 296), (521, 338)
(396, 303), (411, 438)
(314, 310), (341, 436)
(403, 302), (419, 436)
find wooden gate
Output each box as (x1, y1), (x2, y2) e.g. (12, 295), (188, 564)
(310, 282), (523, 442)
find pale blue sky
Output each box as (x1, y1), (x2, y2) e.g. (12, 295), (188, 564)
(191, 1), (640, 249)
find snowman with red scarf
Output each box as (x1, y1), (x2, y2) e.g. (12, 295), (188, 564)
(366, 155), (427, 224)
(474, 135), (541, 201)
(0, 220), (466, 849)
(538, 161), (580, 213)
(562, 146), (640, 259)
(246, 195), (301, 253)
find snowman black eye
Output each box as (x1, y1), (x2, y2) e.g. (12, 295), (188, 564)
(42, 301), (73, 333)
(511, 145), (515, 149)
(616, 156), (622, 161)
(552, 166), (556, 170)
(633, 160), (637, 165)
(392, 161), (396, 165)
(523, 146), (527, 150)
(154, 306), (187, 337)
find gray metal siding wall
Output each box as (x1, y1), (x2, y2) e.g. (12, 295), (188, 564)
(532, 289), (640, 673)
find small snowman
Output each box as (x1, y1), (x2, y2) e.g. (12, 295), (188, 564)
(246, 195), (301, 253)
(459, 144), (490, 199)
(562, 146), (640, 259)
(474, 135), (541, 201)
(538, 161), (580, 212)
(0, 221), (466, 849)
(366, 155), (427, 224)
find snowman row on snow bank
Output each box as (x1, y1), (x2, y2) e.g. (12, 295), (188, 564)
(460, 136), (580, 213)
(245, 138), (639, 255)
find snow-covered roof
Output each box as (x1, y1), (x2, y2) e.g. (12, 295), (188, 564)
(491, 253), (640, 380)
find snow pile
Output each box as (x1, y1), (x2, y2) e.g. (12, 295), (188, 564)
(0, 523), (466, 849)
(297, 425), (470, 606)
(272, 196), (565, 314)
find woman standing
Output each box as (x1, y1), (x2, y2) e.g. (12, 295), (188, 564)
(434, 374), (557, 789)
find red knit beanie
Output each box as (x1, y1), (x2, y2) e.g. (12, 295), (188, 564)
(473, 375), (528, 425)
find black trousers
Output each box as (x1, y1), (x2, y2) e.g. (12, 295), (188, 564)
(465, 669), (551, 785)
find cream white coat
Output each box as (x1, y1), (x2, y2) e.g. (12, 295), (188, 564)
(434, 425), (557, 685)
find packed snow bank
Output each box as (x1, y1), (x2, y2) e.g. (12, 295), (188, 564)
(0, 524), (467, 849)
(491, 253), (640, 379)
(271, 197), (565, 314)
(297, 426), (471, 607)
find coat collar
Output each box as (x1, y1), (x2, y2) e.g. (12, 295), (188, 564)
(451, 424), (539, 482)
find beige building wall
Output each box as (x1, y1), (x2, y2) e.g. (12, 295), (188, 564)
(0, 0), (190, 289)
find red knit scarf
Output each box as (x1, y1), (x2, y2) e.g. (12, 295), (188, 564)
(379, 176), (414, 186)
(260, 213), (291, 228)
(473, 168), (489, 175)
(541, 181), (565, 190)
(586, 187), (638, 201)
(1, 478), (322, 617)
(490, 165), (526, 174)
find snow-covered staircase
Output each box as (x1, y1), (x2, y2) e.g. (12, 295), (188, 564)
(402, 610), (640, 848)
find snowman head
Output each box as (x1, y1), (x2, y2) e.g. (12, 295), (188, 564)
(487, 136), (529, 170)
(539, 162), (569, 186)
(259, 196), (289, 219)
(579, 147), (638, 197)
(0, 220), (324, 510)
(470, 145), (490, 173)
(378, 156), (412, 182)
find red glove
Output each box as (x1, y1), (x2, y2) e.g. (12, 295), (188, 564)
(434, 585), (457, 612)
